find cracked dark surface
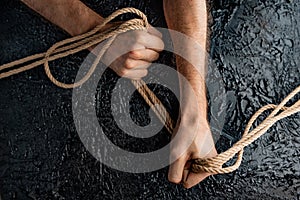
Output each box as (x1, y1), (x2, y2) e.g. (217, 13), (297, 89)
(0, 0), (299, 199)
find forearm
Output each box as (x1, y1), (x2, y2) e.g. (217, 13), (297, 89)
(21, 0), (104, 36)
(163, 0), (208, 120)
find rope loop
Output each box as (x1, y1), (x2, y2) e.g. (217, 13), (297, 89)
(0, 7), (299, 175)
(191, 86), (300, 174)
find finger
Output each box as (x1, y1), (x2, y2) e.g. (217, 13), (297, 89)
(183, 149), (217, 189)
(128, 49), (159, 62)
(137, 32), (164, 51)
(124, 58), (151, 70)
(131, 63), (151, 70)
(182, 161), (192, 182)
(183, 171), (211, 189)
(121, 69), (148, 80)
(147, 25), (163, 38)
(168, 156), (187, 184)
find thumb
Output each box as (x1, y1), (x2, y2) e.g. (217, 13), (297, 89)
(168, 156), (187, 184)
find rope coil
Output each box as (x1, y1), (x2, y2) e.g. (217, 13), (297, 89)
(0, 7), (299, 174)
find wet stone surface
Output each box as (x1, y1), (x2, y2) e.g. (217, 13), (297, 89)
(0, 0), (299, 199)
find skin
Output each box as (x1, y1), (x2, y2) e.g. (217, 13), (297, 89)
(163, 0), (217, 188)
(21, 0), (217, 189)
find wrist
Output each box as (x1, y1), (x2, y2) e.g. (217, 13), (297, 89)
(68, 5), (104, 36)
(180, 106), (208, 126)
(21, 0), (106, 37)
(179, 87), (208, 119)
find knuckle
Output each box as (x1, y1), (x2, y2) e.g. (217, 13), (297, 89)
(129, 51), (141, 60)
(142, 70), (148, 77)
(143, 52), (157, 62)
(153, 52), (159, 60)
(118, 69), (127, 77)
(124, 59), (134, 69)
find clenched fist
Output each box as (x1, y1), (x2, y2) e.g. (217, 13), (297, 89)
(93, 26), (164, 80)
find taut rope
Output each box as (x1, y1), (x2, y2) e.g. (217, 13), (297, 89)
(0, 8), (299, 174)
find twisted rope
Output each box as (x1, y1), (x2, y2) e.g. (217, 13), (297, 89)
(190, 88), (300, 174)
(0, 7), (299, 174)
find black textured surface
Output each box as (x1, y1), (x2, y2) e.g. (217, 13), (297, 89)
(0, 0), (299, 199)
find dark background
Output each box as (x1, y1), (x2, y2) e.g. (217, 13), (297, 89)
(0, 0), (299, 199)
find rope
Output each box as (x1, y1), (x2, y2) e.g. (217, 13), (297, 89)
(0, 7), (299, 175)
(190, 90), (300, 174)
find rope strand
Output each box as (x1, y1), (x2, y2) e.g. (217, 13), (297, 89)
(0, 7), (299, 175)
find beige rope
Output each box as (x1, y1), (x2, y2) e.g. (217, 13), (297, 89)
(190, 90), (300, 174)
(0, 7), (299, 175)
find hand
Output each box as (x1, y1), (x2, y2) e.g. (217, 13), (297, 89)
(168, 116), (217, 189)
(91, 26), (164, 80)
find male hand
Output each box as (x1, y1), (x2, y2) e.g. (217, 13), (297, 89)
(168, 116), (217, 189)
(92, 26), (164, 80)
